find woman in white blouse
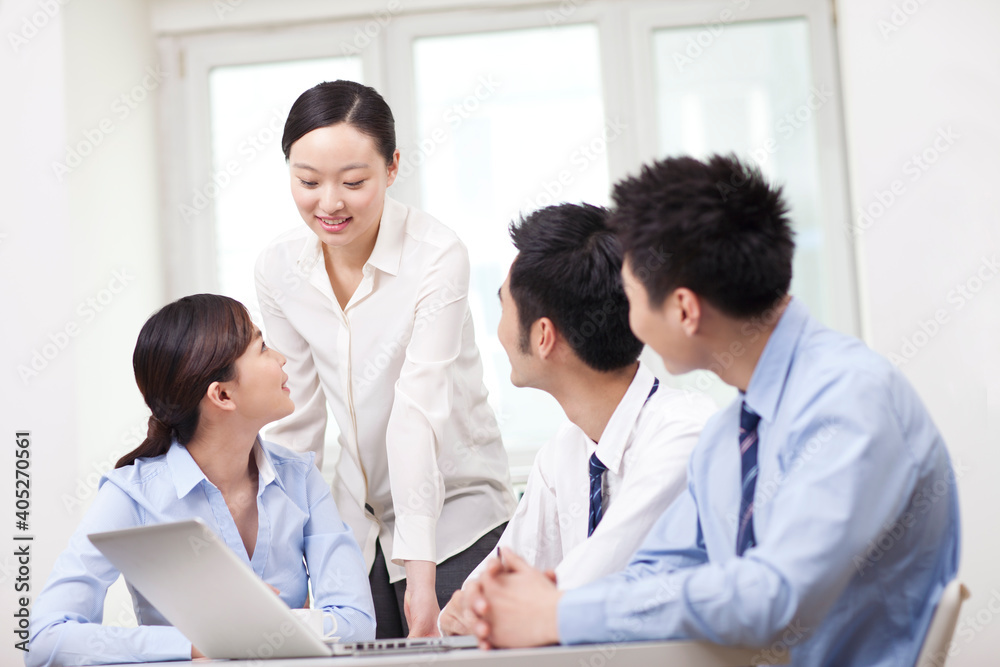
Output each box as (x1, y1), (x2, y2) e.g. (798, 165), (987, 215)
(255, 80), (516, 638)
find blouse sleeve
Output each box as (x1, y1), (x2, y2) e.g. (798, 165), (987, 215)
(256, 252), (330, 470)
(383, 240), (472, 564)
(301, 463), (376, 640)
(26, 481), (191, 667)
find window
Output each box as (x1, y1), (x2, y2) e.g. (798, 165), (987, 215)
(159, 0), (854, 476)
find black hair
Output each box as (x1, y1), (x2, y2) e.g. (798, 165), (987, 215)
(609, 154), (794, 318)
(116, 294), (254, 468)
(508, 203), (643, 372)
(281, 80), (396, 164)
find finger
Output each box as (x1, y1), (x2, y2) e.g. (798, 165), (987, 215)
(267, 584), (281, 596)
(499, 547), (530, 572)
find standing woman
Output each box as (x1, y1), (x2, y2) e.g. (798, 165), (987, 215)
(255, 80), (516, 638)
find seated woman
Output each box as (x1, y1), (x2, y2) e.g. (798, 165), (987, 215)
(27, 294), (375, 666)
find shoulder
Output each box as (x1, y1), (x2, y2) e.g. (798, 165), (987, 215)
(635, 384), (719, 440)
(261, 439), (316, 473)
(790, 323), (902, 411)
(255, 227), (315, 278)
(102, 453), (170, 490)
(391, 198), (468, 266)
(533, 421), (585, 471)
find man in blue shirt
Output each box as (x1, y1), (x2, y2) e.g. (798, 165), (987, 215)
(469, 155), (960, 666)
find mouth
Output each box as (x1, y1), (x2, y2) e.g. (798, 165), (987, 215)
(317, 216), (352, 233)
(281, 375), (290, 392)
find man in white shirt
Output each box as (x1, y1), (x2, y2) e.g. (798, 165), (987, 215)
(439, 203), (716, 635)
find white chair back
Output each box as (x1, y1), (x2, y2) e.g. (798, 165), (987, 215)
(915, 579), (970, 667)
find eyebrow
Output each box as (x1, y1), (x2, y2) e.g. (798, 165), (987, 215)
(251, 329), (262, 341)
(290, 162), (370, 173)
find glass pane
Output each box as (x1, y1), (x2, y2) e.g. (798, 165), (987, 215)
(209, 57), (364, 323)
(652, 19), (824, 406)
(209, 56), (363, 479)
(413, 25), (608, 464)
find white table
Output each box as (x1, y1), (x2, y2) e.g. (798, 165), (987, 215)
(126, 641), (787, 666)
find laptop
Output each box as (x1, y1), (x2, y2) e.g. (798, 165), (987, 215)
(88, 518), (477, 659)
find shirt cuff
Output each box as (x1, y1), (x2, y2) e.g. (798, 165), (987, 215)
(390, 515), (438, 565)
(143, 624), (194, 661)
(558, 581), (611, 645)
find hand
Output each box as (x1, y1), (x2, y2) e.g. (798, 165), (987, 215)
(471, 548), (563, 649)
(403, 560), (441, 637)
(191, 645), (205, 659)
(440, 589), (477, 636)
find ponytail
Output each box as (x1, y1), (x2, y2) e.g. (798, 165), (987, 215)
(115, 416), (174, 469)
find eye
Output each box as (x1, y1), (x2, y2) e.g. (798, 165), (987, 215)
(298, 179), (318, 187)
(261, 340), (268, 352)
(344, 180), (365, 188)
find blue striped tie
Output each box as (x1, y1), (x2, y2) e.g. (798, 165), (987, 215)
(736, 401), (761, 556)
(588, 378), (660, 537)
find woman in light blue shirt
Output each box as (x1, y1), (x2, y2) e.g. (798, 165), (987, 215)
(27, 294), (375, 666)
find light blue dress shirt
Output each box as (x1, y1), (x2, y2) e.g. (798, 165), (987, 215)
(558, 298), (960, 666)
(27, 439), (376, 666)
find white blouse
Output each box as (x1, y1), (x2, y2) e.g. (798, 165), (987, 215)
(255, 196), (516, 583)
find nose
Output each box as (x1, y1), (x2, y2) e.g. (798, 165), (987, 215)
(319, 185), (343, 214)
(277, 350), (287, 366)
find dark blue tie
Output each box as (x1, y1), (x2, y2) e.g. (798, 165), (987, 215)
(588, 378), (660, 537)
(736, 401), (761, 556)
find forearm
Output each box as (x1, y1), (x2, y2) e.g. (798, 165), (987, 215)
(27, 620), (191, 667)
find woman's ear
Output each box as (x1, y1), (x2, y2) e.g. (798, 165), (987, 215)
(385, 149), (401, 187)
(203, 381), (237, 413)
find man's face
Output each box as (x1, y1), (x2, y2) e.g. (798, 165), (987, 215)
(498, 271), (534, 388)
(621, 259), (698, 375)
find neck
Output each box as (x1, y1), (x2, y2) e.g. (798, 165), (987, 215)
(184, 419), (259, 493)
(546, 362), (639, 443)
(323, 216), (382, 272)
(710, 296), (790, 393)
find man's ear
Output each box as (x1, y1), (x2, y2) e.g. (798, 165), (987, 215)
(673, 288), (702, 336)
(203, 381), (237, 413)
(534, 317), (558, 360)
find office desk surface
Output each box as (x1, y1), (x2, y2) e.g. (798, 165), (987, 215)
(123, 640), (787, 666)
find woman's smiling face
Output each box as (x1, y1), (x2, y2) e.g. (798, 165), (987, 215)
(288, 122), (399, 250)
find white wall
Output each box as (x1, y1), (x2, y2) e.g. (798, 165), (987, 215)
(838, 0), (1000, 663)
(0, 0), (163, 663)
(0, 1), (76, 663)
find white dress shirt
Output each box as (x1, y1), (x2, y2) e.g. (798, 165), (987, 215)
(255, 196), (516, 583)
(466, 363), (717, 590)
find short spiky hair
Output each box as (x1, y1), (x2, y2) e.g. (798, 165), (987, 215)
(508, 203), (643, 372)
(610, 154), (794, 318)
